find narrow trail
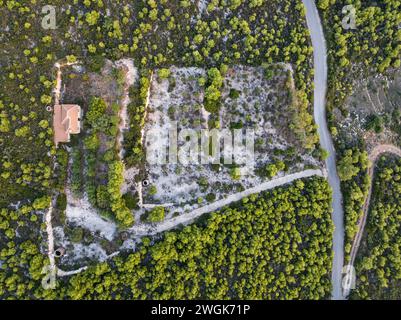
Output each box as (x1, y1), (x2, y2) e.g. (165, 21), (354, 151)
(46, 62), (66, 278)
(302, 0), (345, 300)
(54, 64), (62, 105)
(44, 196), (92, 280)
(129, 169), (326, 237)
(53, 61), (79, 106)
(45, 201), (56, 276)
(346, 144), (401, 297)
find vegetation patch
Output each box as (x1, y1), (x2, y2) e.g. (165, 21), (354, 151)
(352, 155), (401, 299)
(61, 176), (333, 300)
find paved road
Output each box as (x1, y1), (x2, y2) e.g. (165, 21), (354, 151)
(302, 0), (345, 300)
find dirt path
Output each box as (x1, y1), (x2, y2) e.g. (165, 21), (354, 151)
(345, 144), (401, 297)
(129, 169), (326, 237)
(349, 145), (401, 266)
(53, 61), (79, 106)
(44, 200), (56, 275)
(54, 64), (62, 105)
(44, 194), (91, 280)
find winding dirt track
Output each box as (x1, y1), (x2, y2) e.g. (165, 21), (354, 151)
(349, 145), (401, 269)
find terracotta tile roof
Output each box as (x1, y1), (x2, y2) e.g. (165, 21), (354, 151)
(53, 104), (81, 146)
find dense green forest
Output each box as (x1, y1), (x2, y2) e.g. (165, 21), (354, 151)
(352, 156), (401, 299)
(0, 196), (54, 299)
(0, 176), (333, 299)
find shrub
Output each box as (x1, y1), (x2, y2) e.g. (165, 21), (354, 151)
(70, 227), (84, 243)
(365, 114), (383, 133)
(147, 206), (165, 223)
(264, 67), (274, 80)
(56, 193), (67, 211)
(204, 68), (223, 113)
(123, 192), (138, 210)
(96, 185), (109, 209)
(107, 161), (135, 228)
(86, 97), (107, 129)
(229, 88), (240, 99)
(206, 193), (216, 202)
(88, 55), (105, 73)
(158, 68), (171, 79)
(149, 185), (157, 196)
(230, 167), (241, 180)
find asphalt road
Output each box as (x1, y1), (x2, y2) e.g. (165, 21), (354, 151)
(302, 0), (345, 300)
